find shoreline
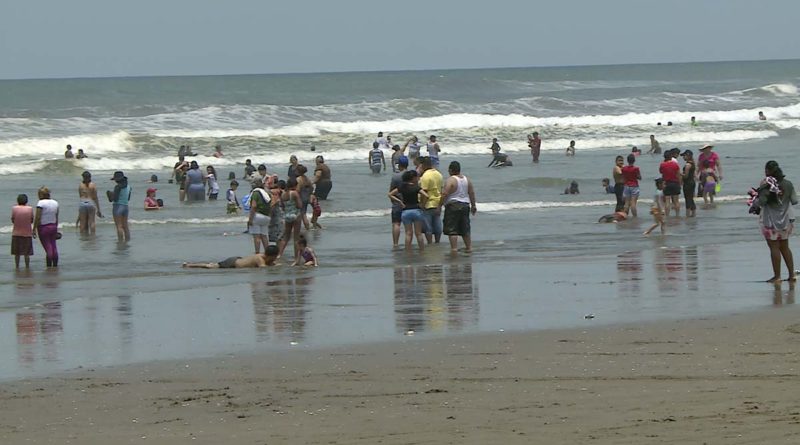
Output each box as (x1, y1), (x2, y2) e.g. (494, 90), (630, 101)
(1, 304), (799, 444)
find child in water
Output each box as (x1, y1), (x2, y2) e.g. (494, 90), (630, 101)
(293, 233), (318, 267)
(701, 160), (718, 207)
(310, 195), (323, 229)
(226, 180), (241, 214)
(644, 178), (666, 236)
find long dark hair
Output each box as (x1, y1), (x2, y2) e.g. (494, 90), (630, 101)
(765, 160), (784, 182)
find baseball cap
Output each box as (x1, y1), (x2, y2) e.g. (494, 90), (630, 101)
(111, 171), (125, 181)
(680, 149), (693, 156)
(146, 187), (157, 194)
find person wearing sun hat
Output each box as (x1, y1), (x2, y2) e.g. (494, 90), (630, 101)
(144, 187), (161, 210)
(697, 144), (722, 198)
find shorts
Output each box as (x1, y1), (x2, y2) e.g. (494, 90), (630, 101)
(79, 200), (95, 215)
(187, 186), (205, 201)
(623, 186), (640, 198)
(227, 202), (239, 214)
(400, 208), (424, 225)
(704, 182), (716, 194)
(761, 222), (794, 241)
(391, 207), (402, 224)
(112, 203), (129, 217)
(249, 212), (270, 236)
(315, 180), (332, 200)
(443, 202), (471, 236)
(370, 164), (382, 174)
(208, 193), (218, 200)
(663, 181), (681, 196)
(11, 236), (33, 256)
(218, 256), (240, 269)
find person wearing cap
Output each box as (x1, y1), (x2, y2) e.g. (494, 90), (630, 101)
(659, 151), (682, 217)
(696, 144), (722, 197)
(78, 171), (102, 235)
(110, 171), (131, 242)
(681, 149), (697, 217)
(144, 188), (161, 210)
(389, 155), (409, 247)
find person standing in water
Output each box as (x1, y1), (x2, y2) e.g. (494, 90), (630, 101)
(441, 161), (477, 252)
(389, 156), (409, 248)
(33, 187), (60, 267)
(11, 194), (34, 269)
(759, 111), (767, 121)
(659, 151), (682, 217)
(184, 161), (206, 202)
(420, 156), (443, 244)
(78, 171), (102, 235)
(64, 145), (74, 159)
(565, 140), (576, 156)
(612, 156), (625, 212)
(403, 136), (422, 165)
(369, 142), (386, 174)
(312, 155), (332, 200)
(110, 171), (132, 242)
(426, 135), (441, 168)
(622, 154), (641, 217)
(528, 132), (541, 163)
(681, 150), (697, 217)
(648, 135), (662, 155)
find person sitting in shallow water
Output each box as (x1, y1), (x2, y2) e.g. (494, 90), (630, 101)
(564, 180), (580, 194)
(183, 245), (279, 269)
(487, 142), (512, 167)
(598, 211), (627, 223)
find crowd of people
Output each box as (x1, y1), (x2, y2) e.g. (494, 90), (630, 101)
(10, 120), (798, 283)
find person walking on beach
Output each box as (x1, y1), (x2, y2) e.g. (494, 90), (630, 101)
(389, 170), (428, 251)
(648, 135), (662, 155)
(11, 194), (34, 269)
(441, 161), (477, 252)
(426, 135), (441, 168)
(389, 156), (409, 248)
(612, 155), (625, 212)
(755, 161), (797, 283)
(528, 132), (541, 163)
(420, 156), (443, 244)
(33, 187), (59, 267)
(110, 171), (131, 242)
(312, 155), (332, 200)
(246, 178), (271, 255)
(369, 142), (386, 174)
(659, 151), (682, 217)
(78, 171), (102, 235)
(643, 179), (666, 236)
(681, 150), (697, 217)
(622, 154), (641, 217)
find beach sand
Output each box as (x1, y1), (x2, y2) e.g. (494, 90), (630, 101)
(1, 300), (799, 444)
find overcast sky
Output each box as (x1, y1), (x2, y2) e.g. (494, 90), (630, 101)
(1, 0), (798, 79)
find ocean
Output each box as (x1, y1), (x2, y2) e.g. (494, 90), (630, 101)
(1, 59), (799, 380)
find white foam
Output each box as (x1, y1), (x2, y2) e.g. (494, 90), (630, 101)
(0, 131), (135, 159)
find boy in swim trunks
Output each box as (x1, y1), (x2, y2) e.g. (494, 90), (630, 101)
(182, 245), (279, 269)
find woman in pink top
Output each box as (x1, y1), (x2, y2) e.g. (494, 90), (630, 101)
(11, 193), (34, 269)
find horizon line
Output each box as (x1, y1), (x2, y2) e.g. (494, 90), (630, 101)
(2, 57), (799, 82)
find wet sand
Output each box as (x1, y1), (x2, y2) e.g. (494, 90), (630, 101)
(1, 301), (799, 444)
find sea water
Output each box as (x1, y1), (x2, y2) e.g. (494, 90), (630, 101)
(0, 59), (799, 379)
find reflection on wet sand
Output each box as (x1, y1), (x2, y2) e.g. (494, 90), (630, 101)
(616, 251), (642, 298)
(251, 276), (312, 343)
(655, 247), (684, 296)
(772, 282), (795, 306)
(16, 302), (63, 366)
(394, 263), (479, 334)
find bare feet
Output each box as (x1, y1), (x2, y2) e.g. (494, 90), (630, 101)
(766, 276), (781, 283)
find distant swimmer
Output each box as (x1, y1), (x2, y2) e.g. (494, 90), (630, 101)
(64, 144), (74, 159)
(182, 245), (279, 269)
(690, 116), (698, 127)
(598, 211), (627, 223)
(563, 181), (580, 195)
(213, 145), (224, 158)
(667, 121), (673, 126)
(565, 140), (576, 156)
(631, 146), (641, 156)
(177, 145), (197, 157)
(487, 139), (512, 167)
(76, 149), (87, 159)
(648, 135), (662, 155)
(601, 178), (614, 194)
(758, 111), (767, 121)
(369, 142), (386, 174)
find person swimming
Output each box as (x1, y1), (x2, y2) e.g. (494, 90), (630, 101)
(598, 211), (627, 223)
(564, 180), (579, 194)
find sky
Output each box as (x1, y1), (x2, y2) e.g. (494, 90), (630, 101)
(1, 0), (799, 79)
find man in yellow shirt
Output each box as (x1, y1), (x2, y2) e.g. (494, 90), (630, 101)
(419, 156), (443, 244)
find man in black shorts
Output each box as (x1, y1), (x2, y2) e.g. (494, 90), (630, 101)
(441, 161), (477, 252)
(389, 156), (409, 247)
